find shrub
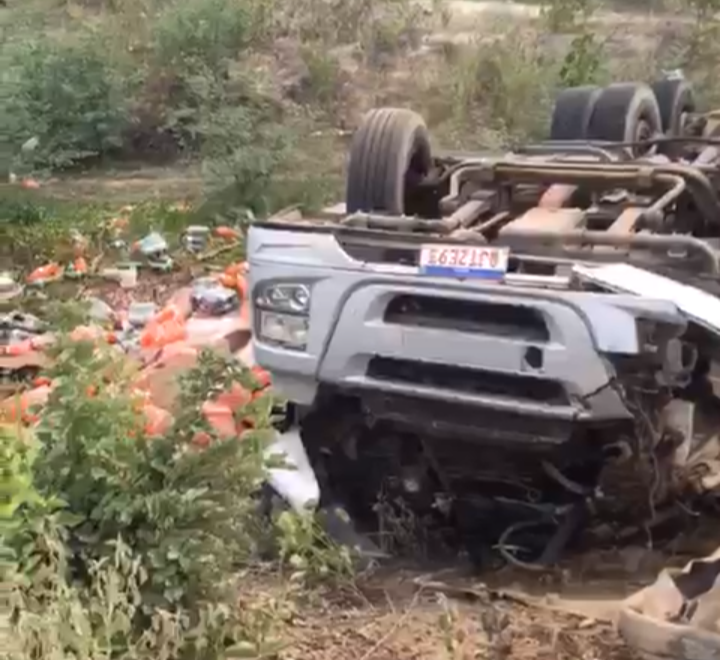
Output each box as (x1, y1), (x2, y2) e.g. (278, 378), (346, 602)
(151, 0), (258, 73)
(3, 338), (281, 658)
(200, 105), (291, 215)
(0, 34), (131, 173)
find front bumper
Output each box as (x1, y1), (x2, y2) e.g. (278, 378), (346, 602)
(248, 225), (686, 422)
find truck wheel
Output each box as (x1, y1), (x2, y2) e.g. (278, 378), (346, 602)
(549, 86), (602, 140)
(651, 78), (695, 136)
(345, 107), (432, 216)
(587, 83), (662, 155)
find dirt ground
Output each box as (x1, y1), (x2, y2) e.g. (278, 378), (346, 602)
(283, 520), (720, 660)
(282, 562), (641, 660)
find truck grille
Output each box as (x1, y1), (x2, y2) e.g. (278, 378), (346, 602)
(366, 357), (568, 405)
(384, 295), (549, 342)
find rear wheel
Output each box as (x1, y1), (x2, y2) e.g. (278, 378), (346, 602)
(549, 85), (602, 140)
(651, 78), (695, 136)
(587, 83), (662, 156)
(345, 107), (433, 216)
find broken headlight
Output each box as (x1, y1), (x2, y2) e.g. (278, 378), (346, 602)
(254, 282), (312, 349)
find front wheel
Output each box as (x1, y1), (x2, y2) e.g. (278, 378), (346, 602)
(345, 107), (433, 216)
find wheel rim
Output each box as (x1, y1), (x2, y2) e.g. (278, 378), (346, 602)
(634, 118), (654, 156)
(678, 110), (689, 136)
(403, 143), (432, 217)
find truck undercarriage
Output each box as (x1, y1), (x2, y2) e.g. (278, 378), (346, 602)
(249, 80), (720, 568)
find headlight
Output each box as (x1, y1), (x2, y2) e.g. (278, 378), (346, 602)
(254, 282), (313, 350)
(255, 282), (311, 314)
(258, 311), (309, 349)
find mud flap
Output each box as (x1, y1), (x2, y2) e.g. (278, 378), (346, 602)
(263, 427), (388, 565)
(265, 427), (320, 513)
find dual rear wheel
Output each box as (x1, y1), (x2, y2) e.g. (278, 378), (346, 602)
(549, 79), (695, 151)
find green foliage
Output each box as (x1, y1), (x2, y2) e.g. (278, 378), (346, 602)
(0, 34), (130, 173)
(152, 0), (257, 72)
(200, 106), (290, 215)
(0, 0), (286, 201)
(558, 33), (606, 87)
(439, 29), (560, 143)
(267, 0), (426, 51)
(0, 425), (53, 575)
(275, 511), (354, 586)
(3, 337), (282, 658)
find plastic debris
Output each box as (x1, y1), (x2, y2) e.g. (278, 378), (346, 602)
(1, 312), (50, 391)
(85, 297), (115, 324)
(265, 427), (320, 513)
(0, 272), (22, 301)
(133, 232), (173, 271)
(1, 312), (45, 337)
(190, 277), (239, 316)
(662, 68), (685, 81)
(21, 136), (39, 154)
(127, 301), (158, 328)
(101, 263), (138, 289)
(619, 546), (720, 658)
(182, 225), (210, 253)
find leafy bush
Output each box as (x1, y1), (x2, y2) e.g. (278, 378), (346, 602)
(3, 337), (282, 658)
(200, 105), (291, 215)
(151, 0), (258, 73)
(0, 34), (131, 173)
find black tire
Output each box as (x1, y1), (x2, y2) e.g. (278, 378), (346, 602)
(651, 78), (695, 136)
(345, 107), (432, 215)
(587, 83), (662, 153)
(549, 85), (602, 140)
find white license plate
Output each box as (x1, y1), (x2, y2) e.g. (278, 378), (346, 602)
(418, 244), (509, 280)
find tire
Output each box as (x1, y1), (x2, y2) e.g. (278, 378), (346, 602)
(549, 85), (602, 140)
(345, 107), (432, 215)
(587, 83), (662, 153)
(651, 78), (695, 136)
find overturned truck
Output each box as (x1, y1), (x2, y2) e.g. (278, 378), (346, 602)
(249, 80), (720, 568)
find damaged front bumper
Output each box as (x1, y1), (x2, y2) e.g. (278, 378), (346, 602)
(248, 226), (691, 425)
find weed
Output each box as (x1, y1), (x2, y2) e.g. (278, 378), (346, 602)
(275, 510), (355, 587)
(540, 0), (599, 33)
(437, 27), (561, 143)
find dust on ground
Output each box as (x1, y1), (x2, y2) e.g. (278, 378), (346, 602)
(282, 528), (720, 660)
(279, 500), (720, 660)
(281, 562), (642, 660)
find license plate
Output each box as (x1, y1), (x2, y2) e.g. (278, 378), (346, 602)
(418, 245), (509, 280)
